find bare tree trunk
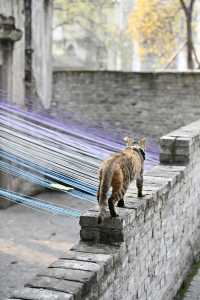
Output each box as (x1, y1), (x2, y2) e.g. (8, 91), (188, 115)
(186, 13), (194, 69)
(179, 0), (196, 69)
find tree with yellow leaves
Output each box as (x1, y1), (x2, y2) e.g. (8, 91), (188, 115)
(128, 0), (198, 69)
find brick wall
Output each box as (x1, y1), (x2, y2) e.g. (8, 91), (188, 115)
(10, 119), (200, 300)
(52, 70), (200, 139)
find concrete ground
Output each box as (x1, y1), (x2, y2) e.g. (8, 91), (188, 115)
(0, 191), (94, 300)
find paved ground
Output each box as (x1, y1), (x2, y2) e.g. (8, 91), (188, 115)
(3, 191), (200, 300)
(0, 191), (94, 300)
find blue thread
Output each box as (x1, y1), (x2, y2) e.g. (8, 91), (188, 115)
(0, 188), (81, 217)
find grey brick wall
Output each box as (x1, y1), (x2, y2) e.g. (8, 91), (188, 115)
(52, 70), (200, 139)
(10, 119), (200, 300)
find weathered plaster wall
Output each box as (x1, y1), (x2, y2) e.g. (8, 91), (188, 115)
(0, 1), (26, 208)
(0, 0), (25, 105)
(32, 0), (53, 109)
(0, 0), (53, 107)
(52, 71), (200, 139)
(9, 120), (200, 300)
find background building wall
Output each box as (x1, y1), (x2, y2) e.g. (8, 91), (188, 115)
(31, 0), (53, 109)
(52, 70), (200, 139)
(0, 0), (53, 107)
(0, 1), (25, 105)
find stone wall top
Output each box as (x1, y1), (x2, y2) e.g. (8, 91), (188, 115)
(53, 68), (200, 75)
(80, 165), (185, 244)
(160, 119), (200, 164)
(80, 119), (200, 244)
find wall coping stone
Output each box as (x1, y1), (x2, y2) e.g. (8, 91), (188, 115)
(53, 68), (200, 75)
(160, 119), (200, 164)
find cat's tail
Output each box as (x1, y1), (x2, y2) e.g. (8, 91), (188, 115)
(97, 165), (113, 224)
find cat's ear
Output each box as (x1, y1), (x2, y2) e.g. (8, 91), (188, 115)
(124, 136), (134, 147)
(139, 137), (146, 149)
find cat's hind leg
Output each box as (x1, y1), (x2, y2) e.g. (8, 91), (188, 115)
(117, 182), (128, 207)
(108, 194), (119, 218)
(109, 190), (125, 217)
(109, 172), (124, 217)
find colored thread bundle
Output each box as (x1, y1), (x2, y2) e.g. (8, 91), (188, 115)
(0, 101), (159, 216)
(0, 188), (81, 217)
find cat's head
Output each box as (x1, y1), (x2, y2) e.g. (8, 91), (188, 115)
(124, 136), (146, 160)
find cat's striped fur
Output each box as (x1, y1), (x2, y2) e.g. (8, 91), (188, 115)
(97, 138), (145, 224)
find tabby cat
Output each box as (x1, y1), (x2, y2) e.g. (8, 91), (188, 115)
(97, 137), (146, 224)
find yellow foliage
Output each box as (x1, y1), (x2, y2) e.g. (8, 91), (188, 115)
(128, 0), (185, 64)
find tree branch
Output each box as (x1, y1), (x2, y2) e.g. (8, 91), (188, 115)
(190, 0), (196, 12)
(164, 41), (187, 69)
(179, 0), (188, 16)
(180, 0), (196, 16)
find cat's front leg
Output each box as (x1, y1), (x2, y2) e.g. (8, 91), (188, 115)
(108, 195), (119, 218)
(136, 175), (144, 198)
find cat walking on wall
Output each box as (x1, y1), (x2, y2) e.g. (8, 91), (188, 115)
(97, 137), (146, 224)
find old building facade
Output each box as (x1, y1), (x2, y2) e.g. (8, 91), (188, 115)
(0, 0), (53, 208)
(0, 0), (53, 109)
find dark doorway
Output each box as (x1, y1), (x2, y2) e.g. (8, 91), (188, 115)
(0, 65), (2, 93)
(0, 41), (13, 101)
